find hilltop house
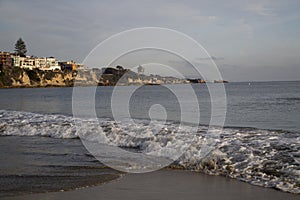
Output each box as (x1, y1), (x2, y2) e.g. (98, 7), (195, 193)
(59, 60), (85, 71)
(13, 55), (61, 71)
(0, 51), (82, 71)
(0, 52), (12, 69)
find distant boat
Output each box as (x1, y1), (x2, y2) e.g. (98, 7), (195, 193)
(248, 83), (251, 86)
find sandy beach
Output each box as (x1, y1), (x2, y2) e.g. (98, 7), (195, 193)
(3, 170), (299, 200)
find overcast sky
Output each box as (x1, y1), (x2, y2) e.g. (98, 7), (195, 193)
(0, 0), (300, 81)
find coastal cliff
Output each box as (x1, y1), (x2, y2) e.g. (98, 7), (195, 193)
(0, 67), (76, 88)
(0, 67), (190, 88)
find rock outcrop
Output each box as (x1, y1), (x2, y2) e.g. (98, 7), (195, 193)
(0, 66), (190, 88)
(0, 67), (76, 88)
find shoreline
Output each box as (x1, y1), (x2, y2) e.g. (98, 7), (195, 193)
(1, 80), (299, 89)
(3, 170), (299, 200)
(0, 81), (207, 89)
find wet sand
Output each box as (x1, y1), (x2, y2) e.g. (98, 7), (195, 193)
(4, 170), (299, 200)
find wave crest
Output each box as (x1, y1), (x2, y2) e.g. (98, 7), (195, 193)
(0, 110), (299, 193)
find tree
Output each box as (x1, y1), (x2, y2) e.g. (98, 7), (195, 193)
(116, 65), (124, 71)
(137, 65), (144, 75)
(14, 38), (27, 56)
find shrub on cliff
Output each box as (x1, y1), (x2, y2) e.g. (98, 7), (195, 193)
(10, 67), (23, 78)
(43, 70), (57, 80)
(26, 69), (40, 84)
(0, 70), (11, 87)
(0, 66), (24, 87)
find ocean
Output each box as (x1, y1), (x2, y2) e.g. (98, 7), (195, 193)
(0, 81), (299, 197)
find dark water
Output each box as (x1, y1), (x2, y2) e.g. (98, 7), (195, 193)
(0, 81), (299, 196)
(0, 136), (120, 197)
(225, 82), (300, 132)
(0, 81), (299, 131)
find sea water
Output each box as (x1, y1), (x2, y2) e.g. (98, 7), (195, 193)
(0, 81), (299, 196)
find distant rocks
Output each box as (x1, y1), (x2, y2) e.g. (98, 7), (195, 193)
(0, 66), (228, 88)
(188, 78), (206, 83)
(214, 80), (229, 83)
(188, 79), (229, 84)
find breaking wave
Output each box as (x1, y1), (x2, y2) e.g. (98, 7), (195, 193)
(0, 110), (299, 193)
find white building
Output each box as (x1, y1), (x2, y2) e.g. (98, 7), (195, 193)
(41, 57), (61, 71)
(11, 54), (20, 67)
(11, 55), (61, 71)
(19, 56), (37, 70)
(35, 57), (47, 68)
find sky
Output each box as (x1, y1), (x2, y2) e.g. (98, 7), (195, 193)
(0, 0), (300, 81)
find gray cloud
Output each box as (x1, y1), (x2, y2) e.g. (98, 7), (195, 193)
(196, 56), (224, 61)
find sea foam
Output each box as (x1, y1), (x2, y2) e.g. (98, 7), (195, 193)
(0, 110), (299, 193)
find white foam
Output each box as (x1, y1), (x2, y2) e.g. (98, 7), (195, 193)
(0, 109), (299, 193)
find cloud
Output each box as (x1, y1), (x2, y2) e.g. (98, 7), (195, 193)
(154, 3), (218, 22)
(245, 2), (273, 16)
(237, 18), (254, 39)
(197, 56), (224, 61)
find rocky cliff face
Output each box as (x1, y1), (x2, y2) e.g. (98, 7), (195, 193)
(0, 66), (189, 88)
(0, 67), (77, 88)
